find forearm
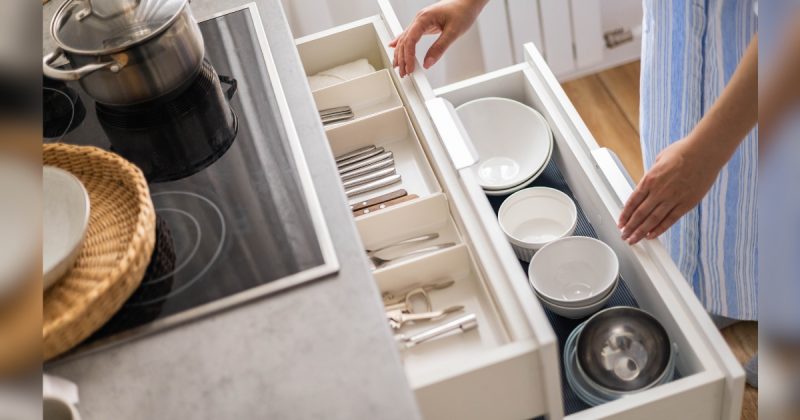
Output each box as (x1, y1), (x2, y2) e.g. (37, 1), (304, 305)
(687, 36), (758, 167)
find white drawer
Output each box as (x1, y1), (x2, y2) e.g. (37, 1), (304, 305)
(293, 2), (745, 419)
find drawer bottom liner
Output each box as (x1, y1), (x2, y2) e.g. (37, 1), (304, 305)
(486, 159), (681, 415)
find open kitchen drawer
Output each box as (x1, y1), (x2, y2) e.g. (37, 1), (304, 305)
(292, 1), (745, 419)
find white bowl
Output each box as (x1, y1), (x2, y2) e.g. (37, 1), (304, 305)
(456, 97), (553, 191)
(483, 140), (553, 197)
(498, 187), (578, 261)
(537, 276), (617, 308)
(43, 166), (90, 291)
(536, 281), (616, 319)
(528, 236), (619, 306)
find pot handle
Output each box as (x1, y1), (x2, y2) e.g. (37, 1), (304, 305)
(219, 75), (238, 100)
(43, 47), (120, 81)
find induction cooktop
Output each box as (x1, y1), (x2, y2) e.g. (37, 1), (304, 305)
(44, 4), (338, 361)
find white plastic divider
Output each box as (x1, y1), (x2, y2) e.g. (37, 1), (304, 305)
(313, 69), (403, 127)
(356, 193), (461, 267)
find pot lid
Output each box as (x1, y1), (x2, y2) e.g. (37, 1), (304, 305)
(51, 0), (188, 54)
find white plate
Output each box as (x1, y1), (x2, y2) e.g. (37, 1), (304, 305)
(483, 137), (553, 197)
(0, 158), (39, 299)
(456, 97), (553, 191)
(43, 166), (90, 291)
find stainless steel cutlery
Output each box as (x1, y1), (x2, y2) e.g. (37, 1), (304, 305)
(345, 173), (401, 198)
(320, 106), (354, 125)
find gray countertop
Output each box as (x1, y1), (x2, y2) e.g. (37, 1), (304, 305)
(42, 1), (421, 419)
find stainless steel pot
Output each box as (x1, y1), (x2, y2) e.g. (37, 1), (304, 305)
(44, 0), (204, 106)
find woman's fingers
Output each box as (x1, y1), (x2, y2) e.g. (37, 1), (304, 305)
(626, 202), (676, 244)
(618, 183), (649, 228)
(621, 195), (660, 241)
(424, 29), (459, 68)
(646, 207), (684, 239)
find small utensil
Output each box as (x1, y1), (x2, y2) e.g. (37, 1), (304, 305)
(345, 173), (401, 198)
(336, 146), (382, 168)
(353, 194), (417, 217)
(320, 106), (352, 118)
(342, 167), (396, 189)
(335, 145), (375, 163)
(382, 279), (456, 307)
(341, 157), (395, 181)
(322, 113), (354, 125)
(349, 189), (407, 211)
(339, 151), (393, 174)
(395, 313), (478, 349)
(366, 233), (439, 256)
(369, 242), (456, 270)
(387, 305), (465, 330)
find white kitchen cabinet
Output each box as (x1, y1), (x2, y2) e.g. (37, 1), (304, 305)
(292, 1), (744, 418)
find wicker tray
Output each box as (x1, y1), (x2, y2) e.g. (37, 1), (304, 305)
(43, 143), (156, 360)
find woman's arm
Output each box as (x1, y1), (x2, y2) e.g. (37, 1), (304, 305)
(618, 36), (758, 244)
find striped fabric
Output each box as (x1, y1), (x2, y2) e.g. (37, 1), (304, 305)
(640, 0), (758, 320)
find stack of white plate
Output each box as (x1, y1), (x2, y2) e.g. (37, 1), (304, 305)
(528, 237), (619, 319)
(456, 97), (553, 196)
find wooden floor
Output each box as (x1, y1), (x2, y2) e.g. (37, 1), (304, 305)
(562, 62), (758, 420)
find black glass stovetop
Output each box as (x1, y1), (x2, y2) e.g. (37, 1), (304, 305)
(45, 7), (336, 356)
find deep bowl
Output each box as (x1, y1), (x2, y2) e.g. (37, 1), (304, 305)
(576, 307), (673, 392)
(528, 236), (619, 306)
(536, 280), (616, 319)
(456, 97), (553, 190)
(498, 187), (578, 262)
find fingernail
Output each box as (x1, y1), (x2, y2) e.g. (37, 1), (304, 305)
(424, 57), (435, 68)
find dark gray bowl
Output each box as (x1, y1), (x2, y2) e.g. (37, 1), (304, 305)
(576, 306), (672, 392)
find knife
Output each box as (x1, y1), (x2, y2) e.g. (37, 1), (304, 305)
(335, 145), (376, 163)
(345, 174), (402, 198)
(349, 189), (407, 211)
(339, 151), (393, 175)
(337, 147), (384, 169)
(340, 157), (395, 181)
(342, 167), (396, 189)
(320, 106), (352, 117)
(353, 194), (418, 217)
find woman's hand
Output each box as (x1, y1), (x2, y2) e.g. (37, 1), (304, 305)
(618, 137), (723, 244)
(389, 0), (487, 77)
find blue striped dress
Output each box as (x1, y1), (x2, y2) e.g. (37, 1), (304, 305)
(640, 0), (758, 320)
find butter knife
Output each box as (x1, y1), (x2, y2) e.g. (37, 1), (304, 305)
(349, 189), (407, 211)
(345, 174), (402, 198)
(335, 145), (376, 163)
(342, 167), (396, 189)
(339, 151), (393, 174)
(340, 157), (395, 181)
(337, 147), (385, 169)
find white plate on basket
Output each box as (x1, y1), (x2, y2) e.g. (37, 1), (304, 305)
(43, 166), (90, 291)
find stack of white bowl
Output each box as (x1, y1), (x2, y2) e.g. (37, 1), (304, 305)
(456, 97), (553, 196)
(498, 187), (578, 261)
(528, 237), (619, 319)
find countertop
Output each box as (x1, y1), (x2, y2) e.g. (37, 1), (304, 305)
(42, 1), (421, 419)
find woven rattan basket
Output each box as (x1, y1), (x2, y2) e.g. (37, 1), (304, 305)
(43, 143), (156, 360)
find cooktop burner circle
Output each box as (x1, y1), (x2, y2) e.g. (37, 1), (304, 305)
(126, 191), (226, 307)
